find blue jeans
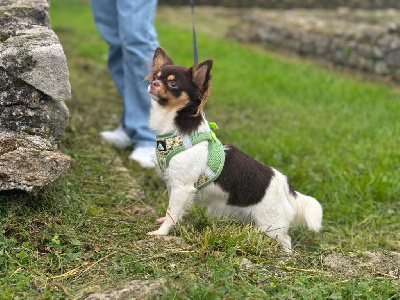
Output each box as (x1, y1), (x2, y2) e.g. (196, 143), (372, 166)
(91, 0), (158, 147)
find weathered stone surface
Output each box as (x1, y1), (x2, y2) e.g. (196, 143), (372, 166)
(0, 130), (72, 192)
(0, 26), (71, 101)
(0, 0), (50, 32)
(84, 279), (167, 300)
(0, 0), (72, 192)
(228, 9), (400, 79)
(0, 68), (69, 145)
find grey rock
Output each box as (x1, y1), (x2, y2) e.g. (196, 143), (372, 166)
(0, 144), (72, 192)
(0, 0), (50, 29)
(372, 46), (384, 59)
(357, 44), (372, 57)
(0, 0), (71, 192)
(385, 49), (400, 68)
(0, 129), (72, 192)
(0, 26), (71, 101)
(0, 68), (69, 145)
(315, 36), (330, 55)
(389, 37), (400, 50)
(388, 22), (400, 34)
(374, 61), (389, 74)
(239, 257), (254, 269)
(377, 35), (393, 48)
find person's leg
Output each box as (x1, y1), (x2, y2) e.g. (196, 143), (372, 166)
(91, 0), (132, 148)
(90, 0), (125, 103)
(117, 0), (158, 148)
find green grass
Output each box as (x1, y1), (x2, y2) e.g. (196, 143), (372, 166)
(0, 0), (399, 298)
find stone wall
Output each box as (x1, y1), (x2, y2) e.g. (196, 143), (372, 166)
(0, 0), (72, 192)
(159, 0), (400, 9)
(228, 9), (400, 79)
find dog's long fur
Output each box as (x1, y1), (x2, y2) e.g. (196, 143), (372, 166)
(146, 47), (322, 250)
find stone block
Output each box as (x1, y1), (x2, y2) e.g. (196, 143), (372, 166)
(228, 9), (400, 79)
(0, 0), (72, 192)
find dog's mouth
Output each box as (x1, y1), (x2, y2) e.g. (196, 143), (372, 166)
(148, 84), (169, 106)
(148, 85), (159, 99)
(149, 92), (168, 106)
(147, 84), (168, 106)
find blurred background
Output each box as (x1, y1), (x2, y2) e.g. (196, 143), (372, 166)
(160, 0), (400, 9)
(159, 0), (400, 81)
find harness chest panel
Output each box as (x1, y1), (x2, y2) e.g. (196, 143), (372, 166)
(156, 129), (225, 190)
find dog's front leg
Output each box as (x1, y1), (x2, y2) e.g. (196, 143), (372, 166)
(154, 185), (171, 225)
(148, 183), (195, 236)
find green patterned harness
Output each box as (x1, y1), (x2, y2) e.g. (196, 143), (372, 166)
(155, 123), (225, 190)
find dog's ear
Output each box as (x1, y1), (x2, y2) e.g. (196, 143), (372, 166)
(191, 59), (213, 88)
(144, 47), (173, 81)
(190, 59), (213, 115)
(152, 46), (174, 70)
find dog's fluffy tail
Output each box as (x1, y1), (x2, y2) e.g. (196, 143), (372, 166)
(285, 179), (322, 232)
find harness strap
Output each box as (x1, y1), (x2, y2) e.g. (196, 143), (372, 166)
(156, 129), (225, 190)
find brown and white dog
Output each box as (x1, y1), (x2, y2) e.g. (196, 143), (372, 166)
(145, 47), (322, 250)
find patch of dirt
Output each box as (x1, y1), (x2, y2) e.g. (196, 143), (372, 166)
(323, 251), (400, 278)
(112, 155), (146, 202)
(240, 257), (290, 277)
(136, 236), (190, 250)
(84, 279), (167, 300)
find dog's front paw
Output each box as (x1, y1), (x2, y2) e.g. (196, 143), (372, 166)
(147, 229), (168, 236)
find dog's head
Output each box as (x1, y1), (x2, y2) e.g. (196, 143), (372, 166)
(145, 47), (213, 117)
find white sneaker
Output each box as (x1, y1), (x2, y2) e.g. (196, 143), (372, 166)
(128, 146), (155, 168)
(100, 126), (132, 149)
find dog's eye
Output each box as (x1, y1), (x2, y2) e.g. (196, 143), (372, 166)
(168, 81), (177, 88)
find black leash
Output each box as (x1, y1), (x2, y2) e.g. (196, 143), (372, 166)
(189, 0), (198, 65)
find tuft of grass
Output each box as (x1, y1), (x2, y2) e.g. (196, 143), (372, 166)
(0, 0), (399, 298)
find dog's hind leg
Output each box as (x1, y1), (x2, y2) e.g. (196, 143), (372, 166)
(258, 221), (292, 251)
(148, 183), (196, 236)
(251, 192), (295, 250)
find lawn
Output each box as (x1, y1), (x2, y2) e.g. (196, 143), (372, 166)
(0, 0), (399, 298)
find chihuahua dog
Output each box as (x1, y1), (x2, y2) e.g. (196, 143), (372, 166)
(145, 47), (322, 250)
